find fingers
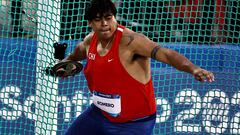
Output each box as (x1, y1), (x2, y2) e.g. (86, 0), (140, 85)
(56, 68), (67, 77)
(193, 69), (215, 82)
(205, 71), (215, 82)
(56, 64), (77, 78)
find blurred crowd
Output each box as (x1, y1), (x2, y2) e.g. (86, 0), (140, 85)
(117, 0), (239, 44)
(1, 0), (240, 44)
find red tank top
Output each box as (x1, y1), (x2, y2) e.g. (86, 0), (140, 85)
(84, 25), (156, 123)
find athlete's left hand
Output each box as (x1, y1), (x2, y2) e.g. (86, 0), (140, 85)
(192, 68), (215, 82)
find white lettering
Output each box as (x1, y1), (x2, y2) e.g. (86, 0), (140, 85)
(156, 97), (171, 123)
(202, 89), (229, 134)
(23, 95), (37, 120)
(174, 89), (202, 133)
(72, 91), (88, 117)
(230, 90), (240, 134)
(57, 96), (71, 122)
(0, 87), (89, 122)
(0, 86), (239, 135)
(0, 86), (23, 120)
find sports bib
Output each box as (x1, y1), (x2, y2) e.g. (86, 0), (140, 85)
(92, 91), (121, 117)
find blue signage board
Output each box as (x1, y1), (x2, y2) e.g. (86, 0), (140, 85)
(0, 38), (239, 135)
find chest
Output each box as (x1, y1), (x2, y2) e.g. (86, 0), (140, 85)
(96, 43), (111, 57)
(95, 42), (132, 61)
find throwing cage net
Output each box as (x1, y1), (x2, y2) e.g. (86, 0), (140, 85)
(0, 0), (239, 135)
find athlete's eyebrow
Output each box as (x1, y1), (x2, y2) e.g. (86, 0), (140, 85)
(94, 13), (113, 19)
(103, 13), (113, 17)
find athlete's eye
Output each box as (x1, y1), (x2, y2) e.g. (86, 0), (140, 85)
(106, 16), (112, 20)
(94, 17), (101, 21)
(103, 14), (113, 20)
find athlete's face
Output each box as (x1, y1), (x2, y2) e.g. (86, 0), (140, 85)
(89, 13), (117, 40)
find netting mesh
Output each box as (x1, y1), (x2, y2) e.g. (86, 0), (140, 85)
(0, 0), (240, 135)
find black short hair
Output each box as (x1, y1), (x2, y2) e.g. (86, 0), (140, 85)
(85, 0), (117, 21)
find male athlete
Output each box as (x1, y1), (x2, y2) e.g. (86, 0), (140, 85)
(63, 0), (215, 134)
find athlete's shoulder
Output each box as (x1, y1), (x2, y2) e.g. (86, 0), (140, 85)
(83, 32), (94, 46)
(120, 28), (149, 47)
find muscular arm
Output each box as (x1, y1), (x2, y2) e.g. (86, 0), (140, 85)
(64, 33), (92, 61)
(152, 46), (199, 74)
(65, 42), (86, 61)
(155, 47), (214, 82)
(128, 32), (214, 82)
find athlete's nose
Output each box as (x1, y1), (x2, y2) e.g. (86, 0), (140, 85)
(101, 19), (107, 26)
